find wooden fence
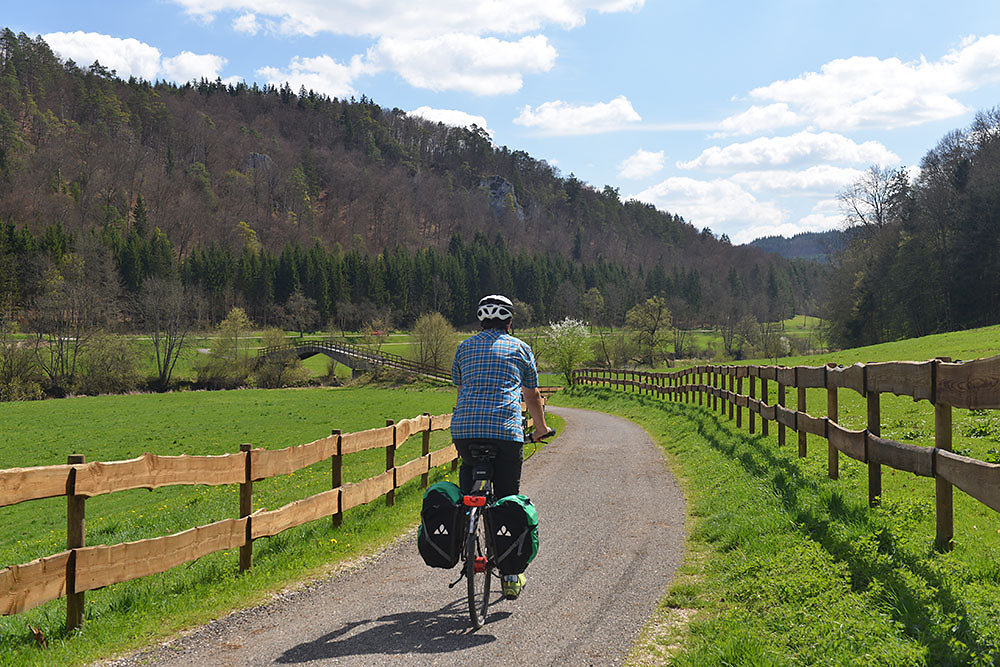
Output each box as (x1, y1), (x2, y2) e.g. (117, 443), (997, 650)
(575, 356), (1000, 551)
(0, 411), (461, 630)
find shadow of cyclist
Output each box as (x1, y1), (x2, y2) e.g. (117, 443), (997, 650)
(275, 598), (509, 662)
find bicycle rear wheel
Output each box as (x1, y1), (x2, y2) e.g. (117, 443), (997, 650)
(466, 508), (491, 629)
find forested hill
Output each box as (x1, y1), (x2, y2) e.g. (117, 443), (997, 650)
(0, 29), (823, 328)
(748, 230), (848, 263)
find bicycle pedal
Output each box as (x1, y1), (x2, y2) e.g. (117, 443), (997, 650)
(474, 556), (488, 573)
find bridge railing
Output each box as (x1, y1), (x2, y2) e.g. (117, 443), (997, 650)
(258, 338), (451, 382)
(575, 355), (1000, 551)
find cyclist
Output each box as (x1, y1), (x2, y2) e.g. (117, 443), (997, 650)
(451, 294), (551, 600)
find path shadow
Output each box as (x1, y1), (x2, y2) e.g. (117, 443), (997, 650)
(275, 597), (507, 663)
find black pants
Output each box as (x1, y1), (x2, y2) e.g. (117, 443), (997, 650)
(453, 439), (523, 499)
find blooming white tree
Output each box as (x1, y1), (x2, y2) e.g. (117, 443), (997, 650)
(543, 317), (589, 386)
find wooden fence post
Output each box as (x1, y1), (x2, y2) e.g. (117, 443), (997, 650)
(66, 454), (86, 632)
(718, 367), (724, 414)
(331, 429), (343, 529)
(826, 368), (838, 479)
(728, 369), (734, 420)
(867, 391), (881, 507)
(934, 357), (954, 551)
(711, 368), (717, 412)
(421, 415), (431, 489)
(761, 376), (769, 437)
(737, 374), (744, 428)
(777, 380), (786, 447)
(798, 382), (808, 458)
(744, 374), (751, 432)
(935, 402), (953, 550)
(239, 443), (253, 572)
(698, 368), (704, 406)
(386, 420), (396, 507)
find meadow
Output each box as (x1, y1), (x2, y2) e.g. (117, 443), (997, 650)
(551, 325), (1000, 665)
(0, 387), (458, 665)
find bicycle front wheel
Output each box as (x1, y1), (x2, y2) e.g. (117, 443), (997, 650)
(466, 507), (491, 629)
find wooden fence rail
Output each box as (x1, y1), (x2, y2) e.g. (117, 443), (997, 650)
(0, 394), (551, 631)
(575, 355), (1000, 551)
(0, 411), (460, 626)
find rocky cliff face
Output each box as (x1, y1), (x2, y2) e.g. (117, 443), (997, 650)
(480, 176), (525, 221)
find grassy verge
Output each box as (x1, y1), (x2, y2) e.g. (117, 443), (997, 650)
(550, 388), (1000, 666)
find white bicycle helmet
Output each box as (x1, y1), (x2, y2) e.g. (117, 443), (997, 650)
(477, 294), (514, 322)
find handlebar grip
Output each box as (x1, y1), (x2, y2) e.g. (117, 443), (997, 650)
(533, 428), (557, 442)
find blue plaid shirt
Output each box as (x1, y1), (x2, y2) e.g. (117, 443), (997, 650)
(451, 329), (539, 442)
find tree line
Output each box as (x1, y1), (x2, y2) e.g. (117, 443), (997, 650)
(1, 218), (816, 333)
(828, 108), (1000, 348)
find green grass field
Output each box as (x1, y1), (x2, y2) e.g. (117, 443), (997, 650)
(551, 324), (1000, 665)
(0, 387), (460, 665)
(0, 386), (565, 665)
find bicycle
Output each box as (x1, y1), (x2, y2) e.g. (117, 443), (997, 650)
(453, 426), (556, 630)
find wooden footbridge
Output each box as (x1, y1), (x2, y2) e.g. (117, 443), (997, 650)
(256, 338), (452, 382)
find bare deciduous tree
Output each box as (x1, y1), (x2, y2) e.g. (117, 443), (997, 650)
(138, 277), (194, 391)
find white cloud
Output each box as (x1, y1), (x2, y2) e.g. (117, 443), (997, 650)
(43, 31), (229, 84)
(679, 131), (899, 171)
(43, 31), (162, 79)
(730, 166), (863, 194)
(720, 35), (1000, 134)
(161, 51), (228, 82)
(514, 95), (641, 135)
(232, 13), (260, 34)
(617, 149), (665, 180)
(371, 34), (556, 95)
(257, 54), (372, 98)
(172, 0), (644, 39)
(631, 177), (785, 237)
(173, 1), (643, 95)
(712, 103), (800, 137)
(409, 106), (491, 135)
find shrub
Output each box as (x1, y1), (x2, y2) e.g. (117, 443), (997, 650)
(76, 331), (141, 395)
(253, 328), (311, 388)
(543, 317), (589, 386)
(194, 307), (254, 389)
(413, 311), (456, 369)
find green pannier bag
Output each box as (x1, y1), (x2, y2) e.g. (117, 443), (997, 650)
(486, 494), (538, 575)
(417, 481), (464, 568)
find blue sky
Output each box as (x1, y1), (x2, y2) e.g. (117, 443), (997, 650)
(8, 1), (1000, 243)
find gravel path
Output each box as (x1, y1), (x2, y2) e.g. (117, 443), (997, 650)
(105, 406), (686, 666)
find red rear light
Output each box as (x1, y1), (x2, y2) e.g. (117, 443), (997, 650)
(474, 556), (488, 572)
(463, 495), (486, 507)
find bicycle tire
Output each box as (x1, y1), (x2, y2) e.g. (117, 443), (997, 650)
(466, 507), (491, 629)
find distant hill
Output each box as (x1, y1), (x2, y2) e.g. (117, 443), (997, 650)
(748, 230), (848, 262)
(0, 28), (827, 328)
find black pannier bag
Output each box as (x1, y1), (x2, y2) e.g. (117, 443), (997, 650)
(486, 494), (539, 575)
(417, 481), (464, 568)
